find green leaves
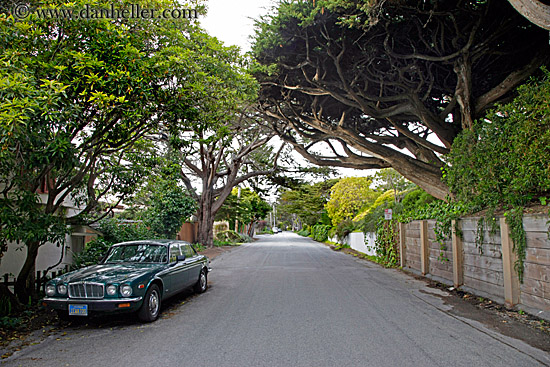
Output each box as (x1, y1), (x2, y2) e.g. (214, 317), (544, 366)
(325, 177), (379, 226)
(445, 69), (550, 210)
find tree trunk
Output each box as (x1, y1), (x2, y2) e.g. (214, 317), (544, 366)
(15, 240), (40, 303)
(197, 189), (215, 248)
(0, 284), (23, 313)
(387, 156), (450, 200)
(508, 0), (550, 30)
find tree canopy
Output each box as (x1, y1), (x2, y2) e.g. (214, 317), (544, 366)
(252, 0), (549, 199)
(0, 0), (208, 300)
(325, 177), (379, 226)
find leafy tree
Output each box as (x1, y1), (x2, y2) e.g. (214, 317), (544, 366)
(253, 0), (548, 199)
(0, 0), (204, 301)
(216, 188), (271, 236)
(278, 179), (338, 227)
(325, 177), (379, 226)
(373, 169), (413, 201)
(144, 182), (197, 239)
(156, 29), (288, 247)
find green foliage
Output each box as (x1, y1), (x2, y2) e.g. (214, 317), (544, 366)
(443, 70), (550, 281)
(96, 219), (156, 244)
(0, 316), (22, 330)
(334, 219), (356, 242)
(216, 188), (271, 228)
(297, 225), (311, 237)
(310, 224), (331, 242)
(214, 230), (252, 246)
(372, 219), (399, 267)
(144, 182), (196, 239)
(505, 208), (527, 282)
(401, 189), (436, 212)
(73, 218), (160, 269)
(0, 0), (207, 298)
(192, 243), (206, 252)
(72, 238), (112, 269)
(445, 72), (550, 208)
(326, 177), (379, 226)
(373, 169), (414, 199)
(278, 179), (339, 227)
(215, 230), (241, 243)
(0, 295), (13, 317)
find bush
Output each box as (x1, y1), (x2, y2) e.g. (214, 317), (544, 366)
(98, 218), (156, 244)
(334, 219), (356, 242)
(73, 238), (112, 269)
(445, 69), (550, 208)
(311, 224), (331, 242)
(373, 219), (399, 267)
(215, 230), (242, 243)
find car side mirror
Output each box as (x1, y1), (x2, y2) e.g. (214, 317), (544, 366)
(176, 255), (186, 262)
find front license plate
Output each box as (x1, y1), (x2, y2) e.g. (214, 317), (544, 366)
(69, 304), (88, 316)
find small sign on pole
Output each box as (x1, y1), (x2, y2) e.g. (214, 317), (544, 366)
(384, 209), (393, 220)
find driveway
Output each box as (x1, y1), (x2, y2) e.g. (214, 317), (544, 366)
(2, 232), (550, 366)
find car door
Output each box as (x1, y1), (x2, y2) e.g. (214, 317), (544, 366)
(180, 243), (202, 287)
(165, 243), (187, 295)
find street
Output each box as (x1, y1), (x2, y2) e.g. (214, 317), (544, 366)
(3, 232), (550, 366)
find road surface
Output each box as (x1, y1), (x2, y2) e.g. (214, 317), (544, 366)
(3, 232), (550, 366)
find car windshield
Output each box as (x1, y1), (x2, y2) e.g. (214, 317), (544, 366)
(103, 244), (167, 264)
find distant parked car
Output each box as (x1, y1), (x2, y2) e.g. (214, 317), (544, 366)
(272, 227), (280, 233)
(42, 240), (211, 322)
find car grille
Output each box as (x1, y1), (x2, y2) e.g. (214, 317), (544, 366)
(68, 283), (104, 299)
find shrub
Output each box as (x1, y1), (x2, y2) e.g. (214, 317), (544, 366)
(311, 224), (331, 242)
(373, 219), (399, 267)
(215, 230), (242, 243)
(334, 219), (356, 242)
(98, 218), (156, 244)
(73, 238), (112, 269)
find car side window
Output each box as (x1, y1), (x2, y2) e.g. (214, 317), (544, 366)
(169, 244), (181, 263)
(180, 244), (195, 259)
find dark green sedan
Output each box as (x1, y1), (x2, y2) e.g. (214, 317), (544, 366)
(43, 240), (211, 322)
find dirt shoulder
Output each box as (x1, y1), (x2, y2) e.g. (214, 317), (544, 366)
(198, 245), (239, 260)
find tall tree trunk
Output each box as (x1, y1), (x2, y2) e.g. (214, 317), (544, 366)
(197, 189), (215, 248)
(508, 0), (550, 30)
(15, 240), (40, 303)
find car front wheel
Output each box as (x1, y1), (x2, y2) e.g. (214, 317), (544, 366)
(193, 269), (207, 293)
(138, 284), (161, 322)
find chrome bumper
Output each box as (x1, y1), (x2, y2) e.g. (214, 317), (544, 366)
(43, 296), (143, 303)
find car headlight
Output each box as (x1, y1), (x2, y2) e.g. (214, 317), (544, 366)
(46, 284), (56, 296)
(57, 284), (67, 295)
(120, 284), (132, 297)
(106, 285), (117, 296)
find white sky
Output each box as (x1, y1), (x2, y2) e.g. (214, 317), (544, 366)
(200, 0), (275, 52)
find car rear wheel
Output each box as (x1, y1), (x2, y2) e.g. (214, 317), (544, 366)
(193, 269), (207, 293)
(138, 284), (161, 322)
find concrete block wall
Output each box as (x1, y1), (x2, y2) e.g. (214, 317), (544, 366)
(401, 215), (550, 318)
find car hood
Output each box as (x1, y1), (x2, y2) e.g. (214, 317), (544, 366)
(58, 263), (166, 284)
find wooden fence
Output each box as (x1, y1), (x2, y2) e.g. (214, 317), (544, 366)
(400, 215), (550, 317)
(2, 266), (70, 293)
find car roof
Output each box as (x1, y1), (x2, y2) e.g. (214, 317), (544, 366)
(111, 240), (193, 247)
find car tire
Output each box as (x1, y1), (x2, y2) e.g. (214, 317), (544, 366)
(138, 284), (161, 322)
(193, 269), (207, 294)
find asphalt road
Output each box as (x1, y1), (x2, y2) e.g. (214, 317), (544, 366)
(3, 232), (550, 366)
